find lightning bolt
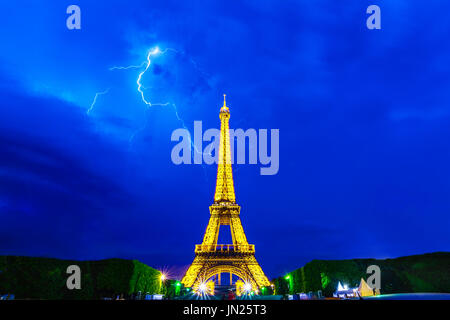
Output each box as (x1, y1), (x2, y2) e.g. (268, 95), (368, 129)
(86, 88), (109, 115)
(136, 47), (173, 108)
(171, 102), (206, 156)
(110, 46), (211, 158)
(86, 45), (213, 183)
(106, 46), (214, 182)
(108, 62), (146, 71)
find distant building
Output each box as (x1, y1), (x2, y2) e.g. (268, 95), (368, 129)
(333, 282), (358, 298)
(358, 278), (380, 297)
(333, 279), (380, 298)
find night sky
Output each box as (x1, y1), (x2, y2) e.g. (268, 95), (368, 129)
(0, 1), (449, 279)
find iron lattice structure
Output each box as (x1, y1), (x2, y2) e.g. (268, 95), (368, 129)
(181, 95), (270, 290)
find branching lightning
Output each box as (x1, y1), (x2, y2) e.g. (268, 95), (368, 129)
(85, 45), (213, 181)
(86, 88), (109, 115)
(109, 46), (211, 161)
(136, 47), (173, 108)
(108, 62), (146, 71)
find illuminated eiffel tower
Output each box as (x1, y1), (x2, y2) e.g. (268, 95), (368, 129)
(181, 95), (270, 292)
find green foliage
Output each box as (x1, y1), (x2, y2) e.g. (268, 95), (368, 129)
(272, 276), (289, 295)
(260, 286), (273, 295)
(272, 252), (450, 297)
(129, 260), (161, 295)
(163, 279), (184, 298)
(320, 272), (330, 289)
(0, 256), (161, 299)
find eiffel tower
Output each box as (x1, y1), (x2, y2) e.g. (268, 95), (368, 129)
(181, 95), (270, 292)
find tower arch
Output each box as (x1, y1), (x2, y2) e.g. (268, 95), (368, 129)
(200, 265), (257, 289)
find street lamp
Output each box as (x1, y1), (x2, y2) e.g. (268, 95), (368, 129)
(159, 273), (167, 294)
(285, 274), (291, 293)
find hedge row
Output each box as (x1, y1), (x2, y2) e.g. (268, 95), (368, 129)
(0, 256), (161, 299)
(273, 252), (450, 297)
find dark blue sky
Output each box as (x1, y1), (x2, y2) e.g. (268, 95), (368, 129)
(0, 1), (449, 278)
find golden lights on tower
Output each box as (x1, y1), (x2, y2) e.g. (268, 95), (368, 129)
(181, 95), (270, 291)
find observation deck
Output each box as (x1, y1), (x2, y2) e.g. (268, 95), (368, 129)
(195, 244), (255, 254)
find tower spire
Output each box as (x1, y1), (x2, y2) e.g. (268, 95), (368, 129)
(220, 93), (229, 113)
(215, 94), (235, 203)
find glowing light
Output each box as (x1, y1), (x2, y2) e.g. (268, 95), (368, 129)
(285, 275), (290, 280)
(243, 282), (252, 293)
(151, 47), (161, 55)
(160, 274), (166, 281)
(198, 282), (207, 294)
